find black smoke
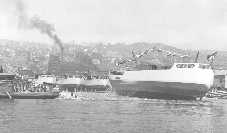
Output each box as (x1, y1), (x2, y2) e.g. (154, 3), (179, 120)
(13, 0), (64, 51)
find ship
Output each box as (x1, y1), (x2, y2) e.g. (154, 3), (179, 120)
(56, 75), (111, 92)
(80, 78), (111, 92)
(109, 63), (214, 100)
(56, 76), (81, 89)
(0, 73), (59, 99)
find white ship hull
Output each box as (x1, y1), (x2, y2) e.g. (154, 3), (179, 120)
(81, 79), (111, 91)
(57, 78), (81, 88)
(110, 63), (214, 99)
(57, 78), (111, 91)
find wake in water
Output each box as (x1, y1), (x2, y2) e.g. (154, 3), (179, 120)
(56, 90), (223, 112)
(57, 91), (118, 101)
(57, 91), (152, 102)
(57, 91), (209, 104)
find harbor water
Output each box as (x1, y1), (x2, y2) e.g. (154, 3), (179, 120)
(0, 94), (227, 133)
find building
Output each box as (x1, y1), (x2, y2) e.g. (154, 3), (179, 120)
(47, 54), (61, 75)
(18, 69), (35, 80)
(214, 70), (227, 89)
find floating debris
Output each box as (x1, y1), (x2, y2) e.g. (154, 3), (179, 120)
(206, 88), (227, 99)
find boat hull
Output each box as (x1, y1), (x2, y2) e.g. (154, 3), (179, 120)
(110, 63), (214, 100)
(0, 92), (59, 99)
(80, 85), (109, 91)
(56, 78), (111, 92)
(81, 79), (111, 91)
(110, 80), (210, 99)
(57, 78), (81, 89)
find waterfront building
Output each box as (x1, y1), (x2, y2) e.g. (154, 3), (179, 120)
(48, 54), (61, 75)
(214, 70), (227, 89)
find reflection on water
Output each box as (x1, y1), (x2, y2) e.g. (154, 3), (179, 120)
(0, 95), (227, 133)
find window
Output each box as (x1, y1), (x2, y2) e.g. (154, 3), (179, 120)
(188, 64), (195, 68)
(176, 64), (195, 68)
(176, 64), (184, 68)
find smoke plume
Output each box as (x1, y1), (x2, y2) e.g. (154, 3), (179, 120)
(13, 0), (64, 51)
(30, 16), (64, 51)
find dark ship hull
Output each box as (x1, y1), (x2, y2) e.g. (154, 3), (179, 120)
(110, 80), (209, 100)
(0, 92), (59, 99)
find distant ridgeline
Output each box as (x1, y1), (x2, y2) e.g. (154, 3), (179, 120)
(0, 40), (227, 74)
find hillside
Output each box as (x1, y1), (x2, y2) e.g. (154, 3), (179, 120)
(88, 42), (226, 69)
(0, 39), (226, 74)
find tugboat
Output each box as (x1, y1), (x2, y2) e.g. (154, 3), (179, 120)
(0, 70), (59, 99)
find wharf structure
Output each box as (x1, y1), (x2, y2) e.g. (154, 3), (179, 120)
(213, 70), (227, 89)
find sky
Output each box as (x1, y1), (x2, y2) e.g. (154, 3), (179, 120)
(0, 0), (227, 50)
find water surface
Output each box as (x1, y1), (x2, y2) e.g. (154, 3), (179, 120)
(0, 95), (227, 133)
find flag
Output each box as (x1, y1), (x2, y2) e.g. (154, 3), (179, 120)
(116, 59), (129, 66)
(143, 49), (149, 55)
(135, 49), (149, 58)
(180, 55), (189, 58)
(157, 48), (163, 52)
(207, 51), (218, 63)
(166, 52), (171, 56)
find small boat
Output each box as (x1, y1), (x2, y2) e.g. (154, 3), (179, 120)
(0, 73), (59, 99)
(0, 92), (59, 99)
